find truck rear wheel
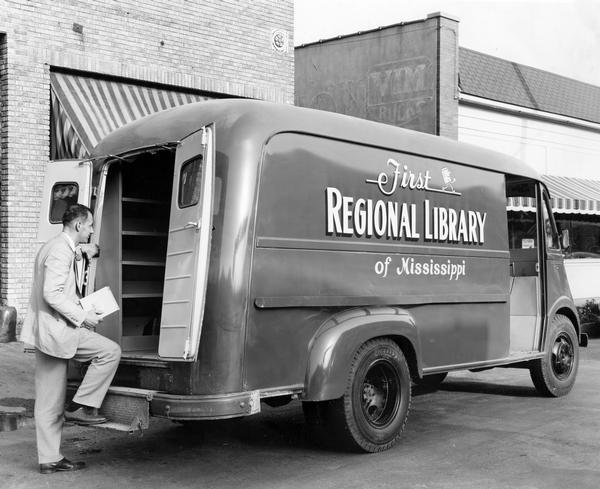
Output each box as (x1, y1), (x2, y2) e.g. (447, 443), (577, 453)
(325, 338), (411, 452)
(529, 314), (579, 397)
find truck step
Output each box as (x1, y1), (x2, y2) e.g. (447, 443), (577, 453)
(99, 386), (156, 433)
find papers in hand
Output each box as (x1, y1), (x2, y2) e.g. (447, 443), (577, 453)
(80, 286), (119, 319)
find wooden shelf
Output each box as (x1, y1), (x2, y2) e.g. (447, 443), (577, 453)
(122, 249), (165, 267)
(122, 217), (168, 236)
(122, 281), (163, 298)
(121, 335), (159, 352)
(107, 159), (174, 354)
(122, 315), (160, 336)
(123, 230), (167, 237)
(122, 196), (168, 205)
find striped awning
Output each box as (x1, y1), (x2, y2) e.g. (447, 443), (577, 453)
(50, 71), (211, 159)
(543, 175), (600, 215)
(507, 176), (600, 215)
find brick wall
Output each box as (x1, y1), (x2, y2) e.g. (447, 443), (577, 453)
(433, 13), (459, 139)
(0, 0), (294, 320)
(0, 33), (8, 303)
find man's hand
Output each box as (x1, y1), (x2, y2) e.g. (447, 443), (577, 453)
(82, 308), (103, 330)
(79, 243), (100, 259)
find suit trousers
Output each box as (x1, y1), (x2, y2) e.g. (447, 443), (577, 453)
(34, 327), (121, 464)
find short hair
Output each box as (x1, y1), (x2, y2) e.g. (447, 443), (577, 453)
(62, 204), (93, 227)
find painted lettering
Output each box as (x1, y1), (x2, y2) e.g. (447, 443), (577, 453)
(326, 187), (342, 234)
(366, 159), (432, 196)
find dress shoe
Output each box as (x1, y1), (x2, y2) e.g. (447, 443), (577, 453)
(64, 406), (107, 425)
(39, 457), (86, 474)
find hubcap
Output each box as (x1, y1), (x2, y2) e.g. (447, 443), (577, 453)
(360, 360), (400, 428)
(551, 332), (574, 380)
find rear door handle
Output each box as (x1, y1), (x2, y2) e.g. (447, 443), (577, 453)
(184, 221), (201, 231)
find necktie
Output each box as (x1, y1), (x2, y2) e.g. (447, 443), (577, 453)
(74, 247), (83, 296)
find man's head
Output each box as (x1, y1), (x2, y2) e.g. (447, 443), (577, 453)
(62, 204), (94, 244)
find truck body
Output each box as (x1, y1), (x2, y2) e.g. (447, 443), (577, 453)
(38, 100), (583, 451)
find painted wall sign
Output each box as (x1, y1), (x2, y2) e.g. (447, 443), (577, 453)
(295, 24), (438, 134)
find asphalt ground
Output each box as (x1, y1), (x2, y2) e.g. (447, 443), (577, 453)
(1, 329), (599, 489)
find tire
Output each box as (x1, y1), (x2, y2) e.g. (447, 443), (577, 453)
(529, 314), (579, 397)
(414, 372), (448, 388)
(313, 338), (411, 453)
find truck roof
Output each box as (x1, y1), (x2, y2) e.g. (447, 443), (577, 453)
(91, 99), (541, 181)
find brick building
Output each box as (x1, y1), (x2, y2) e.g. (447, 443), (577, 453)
(0, 0), (294, 321)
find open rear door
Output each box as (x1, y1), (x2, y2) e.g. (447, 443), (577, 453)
(158, 125), (214, 360)
(37, 160), (93, 246)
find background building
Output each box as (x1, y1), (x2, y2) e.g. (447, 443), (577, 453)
(295, 12), (459, 139)
(0, 0), (294, 321)
(458, 47), (600, 313)
(459, 47), (600, 233)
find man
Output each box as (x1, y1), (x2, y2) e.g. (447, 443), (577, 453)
(21, 204), (121, 474)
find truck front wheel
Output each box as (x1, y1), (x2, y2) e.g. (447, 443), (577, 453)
(324, 338), (411, 452)
(529, 314), (579, 397)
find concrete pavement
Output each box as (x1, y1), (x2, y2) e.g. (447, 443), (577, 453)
(1, 333), (599, 489)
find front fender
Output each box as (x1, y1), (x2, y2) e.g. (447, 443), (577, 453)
(303, 306), (421, 401)
(548, 295), (581, 336)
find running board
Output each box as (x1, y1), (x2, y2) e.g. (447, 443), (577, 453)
(422, 351), (545, 375)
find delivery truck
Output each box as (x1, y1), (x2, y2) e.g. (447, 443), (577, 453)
(37, 99), (584, 452)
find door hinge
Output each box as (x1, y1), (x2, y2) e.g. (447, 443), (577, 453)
(201, 127), (208, 146)
(535, 262), (540, 274)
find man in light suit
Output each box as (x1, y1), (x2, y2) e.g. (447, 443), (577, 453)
(21, 204), (121, 474)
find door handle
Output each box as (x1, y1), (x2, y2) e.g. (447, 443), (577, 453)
(184, 221), (201, 231)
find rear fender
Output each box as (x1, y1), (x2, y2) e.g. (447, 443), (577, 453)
(303, 306), (421, 401)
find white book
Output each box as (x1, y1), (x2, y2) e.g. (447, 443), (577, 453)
(80, 286), (120, 319)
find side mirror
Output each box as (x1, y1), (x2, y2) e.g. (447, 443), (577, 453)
(561, 229), (570, 250)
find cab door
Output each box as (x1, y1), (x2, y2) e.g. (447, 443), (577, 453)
(158, 125), (214, 360)
(37, 159), (93, 245)
(506, 177), (542, 352)
(541, 189), (571, 346)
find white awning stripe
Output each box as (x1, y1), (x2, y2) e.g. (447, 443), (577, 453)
(508, 176), (600, 215)
(50, 72), (212, 158)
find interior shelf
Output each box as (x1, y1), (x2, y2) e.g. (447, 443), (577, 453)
(122, 281), (163, 298)
(122, 248), (166, 267)
(113, 154), (173, 353)
(121, 335), (159, 352)
(122, 217), (168, 236)
(122, 315), (159, 336)
(122, 196), (168, 205)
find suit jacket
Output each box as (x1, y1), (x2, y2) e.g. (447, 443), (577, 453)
(21, 233), (86, 359)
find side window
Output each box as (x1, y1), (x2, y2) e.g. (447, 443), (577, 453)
(49, 182), (79, 223)
(506, 178), (537, 249)
(178, 155), (203, 208)
(542, 193), (560, 251)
